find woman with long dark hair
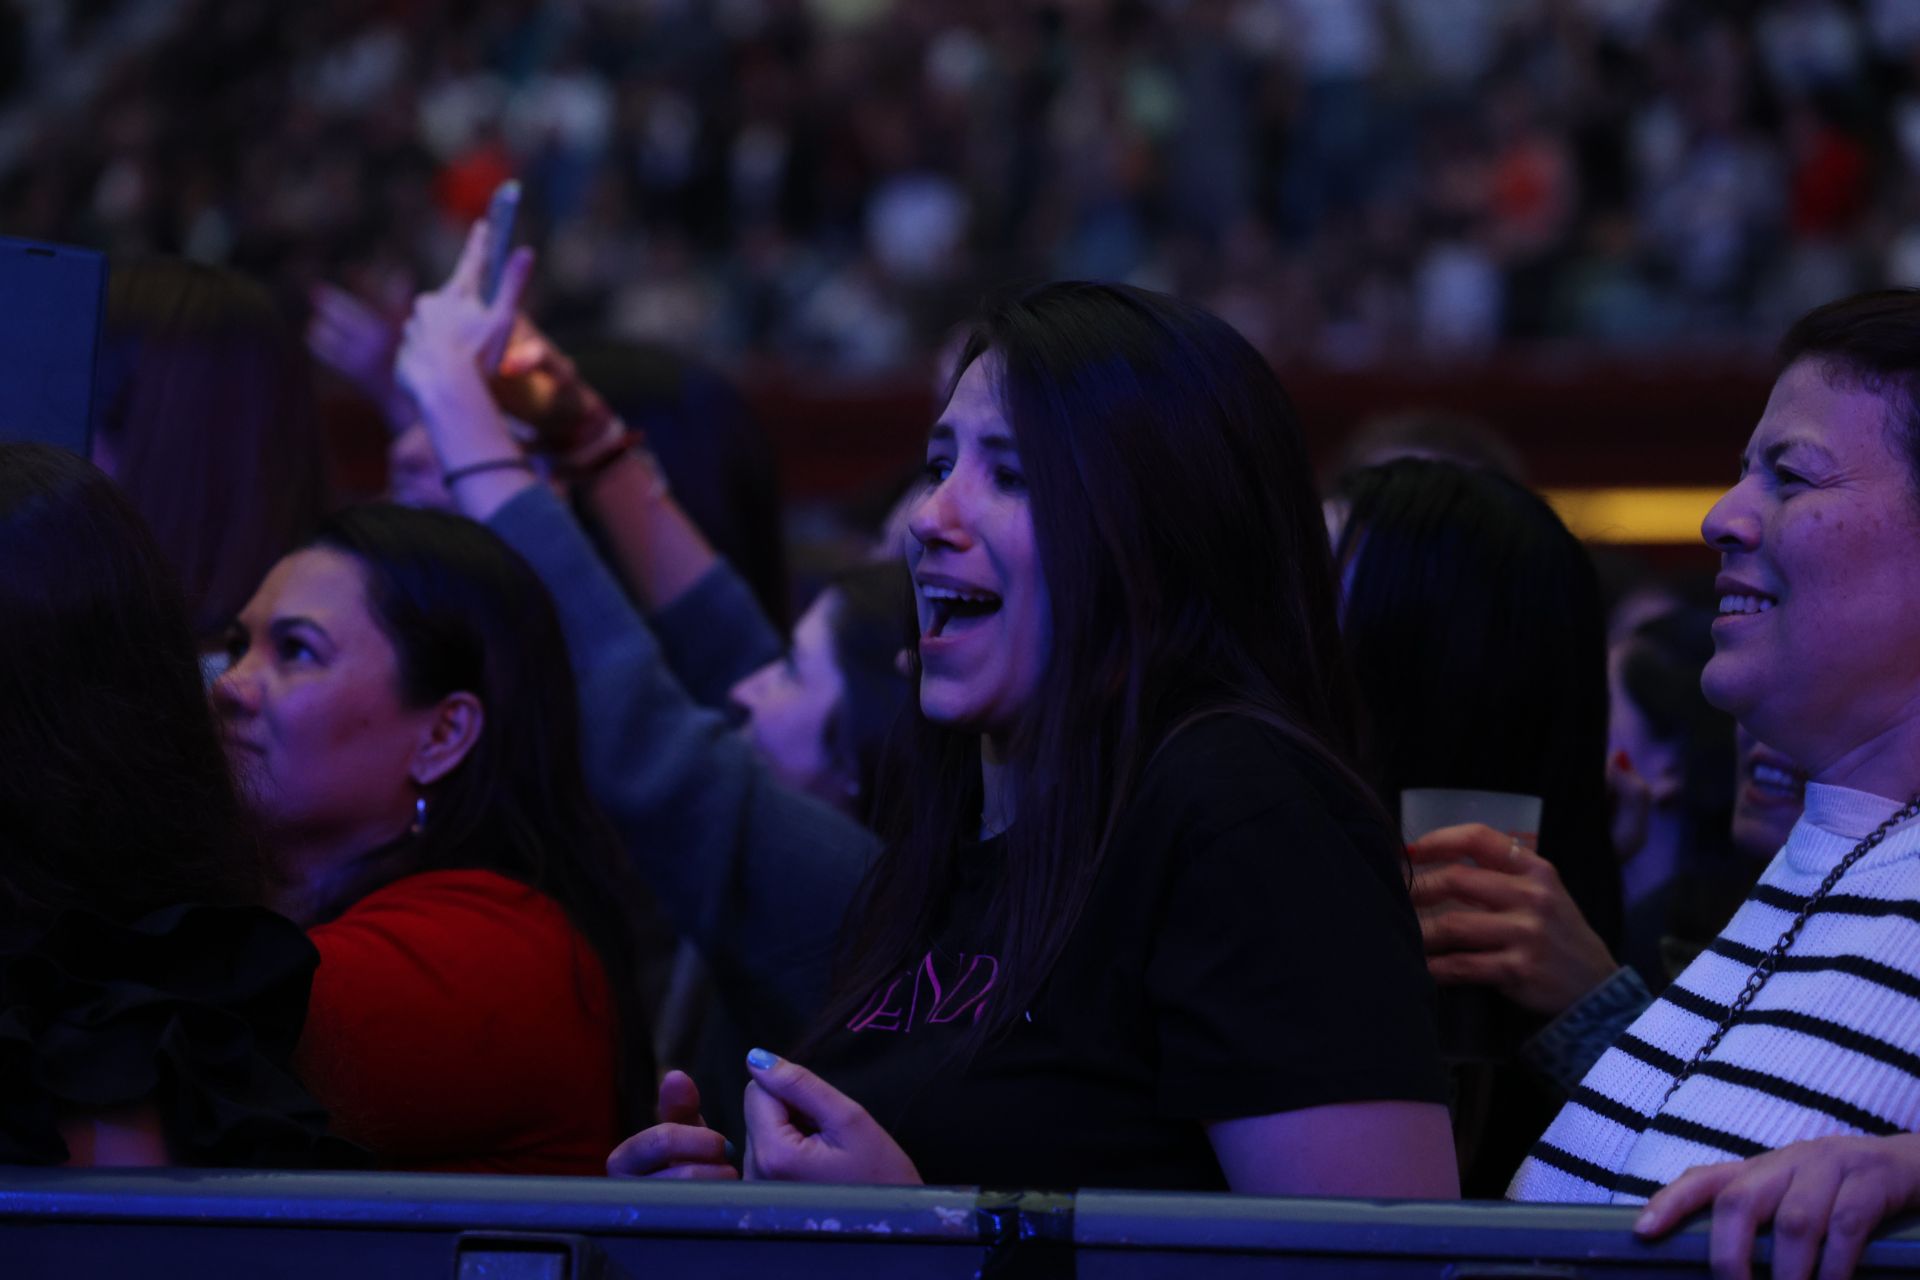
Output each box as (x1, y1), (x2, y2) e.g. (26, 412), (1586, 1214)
(400, 224), (1454, 1194)
(0, 442), (349, 1167)
(1330, 457), (1621, 1196)
(214, 503), (655, 1172)
(1333, 459), (1622, 951)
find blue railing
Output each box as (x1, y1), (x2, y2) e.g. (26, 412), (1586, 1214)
(2, 1170), (1918, 1277)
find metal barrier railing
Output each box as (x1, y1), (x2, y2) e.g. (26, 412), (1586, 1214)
(3, 1169), (1919, 1278)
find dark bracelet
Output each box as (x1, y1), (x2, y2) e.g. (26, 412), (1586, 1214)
(442, 456), (534, 487)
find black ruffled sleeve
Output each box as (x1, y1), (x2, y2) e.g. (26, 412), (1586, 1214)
(0, 903), (367, 1167)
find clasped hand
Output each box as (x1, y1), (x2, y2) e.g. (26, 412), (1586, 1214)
(608, 1050), (921, 1186)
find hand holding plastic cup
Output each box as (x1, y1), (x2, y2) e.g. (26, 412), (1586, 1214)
(1401, 788), (1543, 1065)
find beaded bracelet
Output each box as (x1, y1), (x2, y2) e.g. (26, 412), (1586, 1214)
(442, 457), (535, 487)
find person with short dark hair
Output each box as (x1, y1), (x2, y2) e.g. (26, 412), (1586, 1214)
(1477, 288), (1920, 1279)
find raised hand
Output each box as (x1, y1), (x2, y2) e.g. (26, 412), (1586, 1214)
(307, 282), (413, 429)
(394, 220), (534, 414)
(488, 315), (623, 460)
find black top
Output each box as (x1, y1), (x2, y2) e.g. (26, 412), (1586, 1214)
(0, 903), (365, 1167)
(809, 716), (1446, 1191)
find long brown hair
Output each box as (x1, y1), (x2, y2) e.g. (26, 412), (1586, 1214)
(95, 259), (327, 643)
(814, 282), (1383, 1050)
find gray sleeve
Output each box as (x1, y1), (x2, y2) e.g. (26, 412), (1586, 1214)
(489, 486), (880, 1049)
(1518, 966), (1655, 1093)
(649, 560), (783, 710)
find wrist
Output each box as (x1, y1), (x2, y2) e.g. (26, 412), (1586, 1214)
(414, 374), (521, 469)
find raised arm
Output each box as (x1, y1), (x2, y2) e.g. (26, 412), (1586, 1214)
(394, 223), (878, 1047)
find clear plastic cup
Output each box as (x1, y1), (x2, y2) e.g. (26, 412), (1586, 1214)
(1402, 788), (1543, 1066)
(1400, 788), (1542, 847)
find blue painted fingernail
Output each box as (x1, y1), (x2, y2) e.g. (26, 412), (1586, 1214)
(746, 1047), (778, 1070)
(724, 1139), (738, 1164)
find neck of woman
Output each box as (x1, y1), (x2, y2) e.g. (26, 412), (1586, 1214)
(979, 735), (1016, 840)
(1806, 708), (1920, 804)
(268, 825), (420, 927)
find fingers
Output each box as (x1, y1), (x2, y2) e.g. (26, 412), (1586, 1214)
(1410, 861), (1539, 912)
(448, 219), (491, 296)
(655, 1069), (706, 1128)
(744, 1049), (865, 1133)
(1407, 823), (1536, 872)
(1418, 908), (1524, 955)
(1637, 1161), (1740, 1238)
(1708, 1160), (1794, 1280)
(1816, 1173), (1888, 1280)
(606, 1122), (731, 1178)
(742, 1078), (806, 1180)
(1770, 1160), (1844, 1280)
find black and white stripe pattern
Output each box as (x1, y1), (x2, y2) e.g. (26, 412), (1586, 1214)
(1509, 784), (1920, 1204)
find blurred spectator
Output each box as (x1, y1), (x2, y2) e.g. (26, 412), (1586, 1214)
(20, 1), (1920, 373)
(93, 258), (328, 648)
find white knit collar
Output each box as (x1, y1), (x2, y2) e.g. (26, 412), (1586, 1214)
(1803, 783), (1906, 839)
(1783, 783), (1920, 875)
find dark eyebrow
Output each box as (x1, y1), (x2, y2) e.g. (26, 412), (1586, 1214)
(926, 422), (1019, 454)
(269, 615), (333, 646)
(1759, 438), (1838, 470)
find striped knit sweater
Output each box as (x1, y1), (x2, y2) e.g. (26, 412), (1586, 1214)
(1510, 783), (1920, 1204)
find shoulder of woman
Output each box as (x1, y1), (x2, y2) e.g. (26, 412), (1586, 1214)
(309, 869), (586, 974)
(1141, 712), (1354, 810)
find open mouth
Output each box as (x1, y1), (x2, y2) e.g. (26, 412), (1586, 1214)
(1744, 746), (1807, 806)
(922, 585), (1002, 638)
(1717, 593), (1777, 618)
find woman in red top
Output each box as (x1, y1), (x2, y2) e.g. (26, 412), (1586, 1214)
(215, 503), (653, 1173)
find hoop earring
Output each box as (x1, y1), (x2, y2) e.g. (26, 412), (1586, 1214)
(410, 794), (428, 837)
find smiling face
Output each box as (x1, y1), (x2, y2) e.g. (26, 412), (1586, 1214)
(729, 590), (852, 807)
(212, 548), (443, 864)
(1701, 358), (1920, 790)
(1731, 726), (1807, 859)
(906, 355), (1051, 741)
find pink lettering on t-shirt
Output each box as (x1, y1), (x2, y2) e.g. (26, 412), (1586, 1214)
(847, 951), (1001, 1033)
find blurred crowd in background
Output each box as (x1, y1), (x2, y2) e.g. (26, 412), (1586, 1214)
(6, 0), (1920, 376)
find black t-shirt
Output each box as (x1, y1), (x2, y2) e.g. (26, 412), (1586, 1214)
(808, 716), (1447, 1191)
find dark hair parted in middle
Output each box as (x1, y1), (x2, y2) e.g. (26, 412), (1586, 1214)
(1334, 458), (1622, 952)
(825, 280), (1381, 1048)
(308, 504), (655, 1121)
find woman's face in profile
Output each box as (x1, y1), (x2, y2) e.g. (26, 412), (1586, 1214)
(729, 589), (853, 808)
(212, 548), (438, 860)
(1701, 358), (1920, 777)
(905, 357), (1050, 740)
